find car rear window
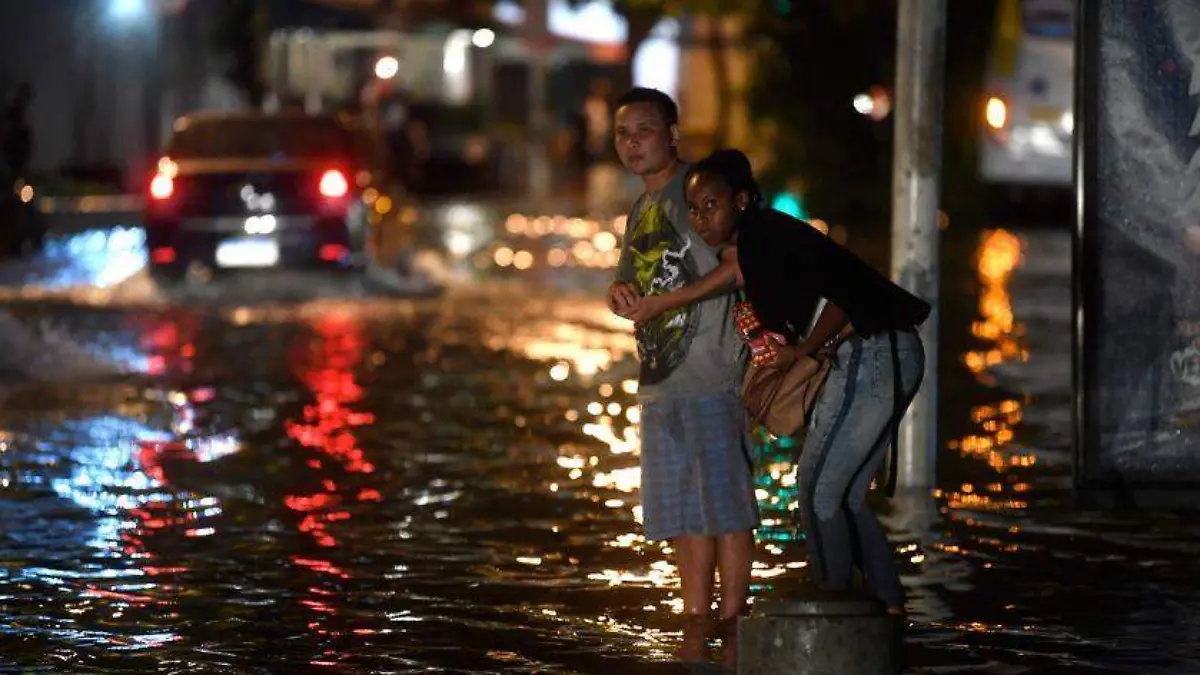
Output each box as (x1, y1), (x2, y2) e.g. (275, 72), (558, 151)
(167, 117), (354, 159)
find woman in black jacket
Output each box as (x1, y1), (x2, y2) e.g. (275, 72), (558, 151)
(684, 149), (930, 616)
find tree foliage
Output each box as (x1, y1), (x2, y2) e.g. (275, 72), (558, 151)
(746, 0), (899, 229)
(747, 1), (995, 231)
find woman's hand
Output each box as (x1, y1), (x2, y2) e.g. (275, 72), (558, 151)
(626, 295), (670, 324)
(766, 344), (797, 368)
(1186, 225), (1200, 254)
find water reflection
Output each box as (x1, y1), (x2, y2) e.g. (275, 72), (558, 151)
(896, 228), (1100, 662)
(949, 230), (1040, 492)
(490, 214), (626, 273)
(135, 310), (200, 377)
(4, 402), (239, 653)
(281, 312), (390, 660)
(964, 229), (1027, 380)
(0, 227), (148, 305)
(929, 231), (1039, 596)
(3, 224), (1200, 672)
(532, 319), (812, 629)
(37, 227), (147, 291)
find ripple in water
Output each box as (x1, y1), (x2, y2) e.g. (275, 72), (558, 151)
(0, 228), (1196, 672)
(0, 226), (442, 310)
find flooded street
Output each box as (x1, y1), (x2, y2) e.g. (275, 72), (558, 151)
(0, 209), (1198, 674)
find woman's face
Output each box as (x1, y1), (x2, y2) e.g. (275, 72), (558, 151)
(686, 171), (747, 246)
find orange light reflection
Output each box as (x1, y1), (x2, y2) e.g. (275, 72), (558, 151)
(941, 228), (1041, 561)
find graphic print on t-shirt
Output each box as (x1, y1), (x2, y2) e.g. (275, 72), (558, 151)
(628, 196), (700, 385)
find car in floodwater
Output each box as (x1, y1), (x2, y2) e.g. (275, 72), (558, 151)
(143, 111), (404, 280)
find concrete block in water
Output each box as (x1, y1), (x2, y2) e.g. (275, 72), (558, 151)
(738, 595), (898, 675)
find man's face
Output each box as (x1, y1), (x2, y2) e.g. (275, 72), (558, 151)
(613, 102), (676, 177)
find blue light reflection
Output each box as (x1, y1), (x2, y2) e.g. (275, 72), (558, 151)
(38, 227), (147, 290)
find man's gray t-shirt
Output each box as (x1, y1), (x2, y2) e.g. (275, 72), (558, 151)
(614, 165), (745, 400)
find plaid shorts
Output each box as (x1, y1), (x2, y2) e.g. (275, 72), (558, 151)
(639, 389), (760, 541)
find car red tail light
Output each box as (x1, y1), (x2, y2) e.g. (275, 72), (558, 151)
(319, 169), (349, 199)
(319, 243), (349, 262)
(150, 157), (178, 201)
(151, 247), (177, 264)
(150, 174), (174, 200)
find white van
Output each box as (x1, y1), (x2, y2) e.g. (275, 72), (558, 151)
(979, 0), (1076, 189)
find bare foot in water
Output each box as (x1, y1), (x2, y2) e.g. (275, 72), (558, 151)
(719, 615), (741, 670)
(677, 613), (712, 663)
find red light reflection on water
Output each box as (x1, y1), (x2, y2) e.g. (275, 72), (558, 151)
(138, 312), (200, 376)
(282, 313), (383, 648)
(70, 312), (233, 611)
(122, 314), (207, 565)
(285, 315), (377, 479)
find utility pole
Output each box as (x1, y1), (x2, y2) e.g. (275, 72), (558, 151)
(891, 0), (947, 489)
(144, 14), (165, 163)
(255, 0), (271, 108)
(524, 0), (551, 207)
(72, 9), (95, 166)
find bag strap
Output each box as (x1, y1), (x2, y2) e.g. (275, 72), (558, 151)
(884, 327), (903, 497)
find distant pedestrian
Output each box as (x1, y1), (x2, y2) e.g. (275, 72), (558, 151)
(582, 78), (612, 163)
(1, 82), (33, 182)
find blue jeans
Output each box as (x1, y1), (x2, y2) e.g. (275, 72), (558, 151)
(797, 329), (925, 607)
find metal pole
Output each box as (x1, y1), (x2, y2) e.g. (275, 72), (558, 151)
(525, 0), (551, 206)
(73, 9), (91, 165)
(257, 0), (271, 109)
(144, 16), (164, 164)
(890, 0), (947, 489)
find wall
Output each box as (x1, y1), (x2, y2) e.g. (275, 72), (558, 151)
(0, 0), (212, 188)
(676, 14), (761, 164)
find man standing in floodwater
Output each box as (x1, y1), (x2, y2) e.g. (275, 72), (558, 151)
(604, 87), (756, 664)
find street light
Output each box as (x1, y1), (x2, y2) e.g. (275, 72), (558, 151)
(853, 93), (874, 116)
(374, 56), (400, 80)
(109, 0), (149, 22)
(853, 86), (892, 122)
(472, 28), (496, 49)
